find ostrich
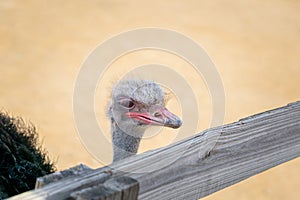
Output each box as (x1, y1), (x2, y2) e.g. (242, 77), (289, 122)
(107, 79), (182, 162)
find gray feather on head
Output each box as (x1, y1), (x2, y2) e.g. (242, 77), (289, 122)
(107, 79), (165, 119)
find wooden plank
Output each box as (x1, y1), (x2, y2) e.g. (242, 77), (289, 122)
(9, 101), (300, 200)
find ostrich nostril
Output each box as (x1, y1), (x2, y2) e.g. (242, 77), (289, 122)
(154, 112), (162, 118)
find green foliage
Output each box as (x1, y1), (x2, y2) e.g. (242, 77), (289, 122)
(0, 112), (56, 198)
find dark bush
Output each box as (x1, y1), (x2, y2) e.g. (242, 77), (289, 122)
(0, 112), (55, 198)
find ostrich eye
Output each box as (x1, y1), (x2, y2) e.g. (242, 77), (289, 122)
(118, 99), (135, 109)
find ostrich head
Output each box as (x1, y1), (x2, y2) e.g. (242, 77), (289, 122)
(107, 79), (182, 162)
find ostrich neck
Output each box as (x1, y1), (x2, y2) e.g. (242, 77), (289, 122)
(111, 119), (144, 162)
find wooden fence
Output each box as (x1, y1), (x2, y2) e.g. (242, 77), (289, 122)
(9, 101), (300, 200)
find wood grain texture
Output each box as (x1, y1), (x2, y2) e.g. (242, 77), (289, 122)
(9, 101), (300, 200)
(70, 177), (139, 200)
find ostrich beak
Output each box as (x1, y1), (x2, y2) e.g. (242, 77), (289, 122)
(126, 106), (182, 129)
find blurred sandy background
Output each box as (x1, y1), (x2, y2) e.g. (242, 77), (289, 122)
(1, 0), (299, 199)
